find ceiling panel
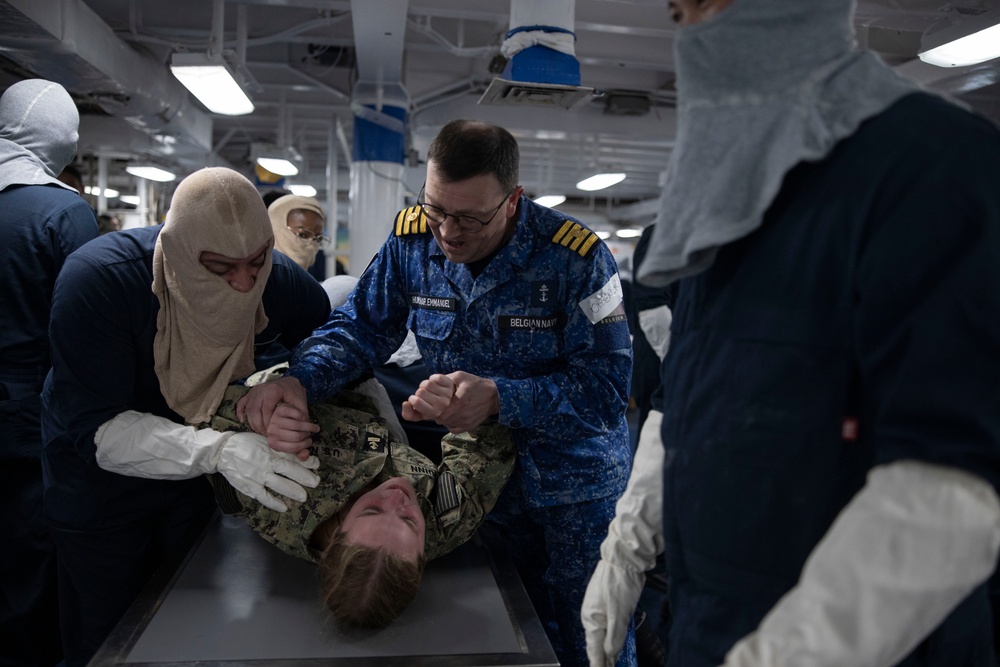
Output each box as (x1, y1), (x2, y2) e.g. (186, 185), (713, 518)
(1, 0), (998, 231)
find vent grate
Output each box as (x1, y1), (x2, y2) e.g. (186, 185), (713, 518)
(477, 78), (594, 109)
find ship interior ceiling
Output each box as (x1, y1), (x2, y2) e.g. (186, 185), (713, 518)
(1, 0), (999, 238)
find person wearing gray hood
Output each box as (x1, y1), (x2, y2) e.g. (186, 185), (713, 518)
(0, 79), (97, 666)
(582, 1), (1000, 666)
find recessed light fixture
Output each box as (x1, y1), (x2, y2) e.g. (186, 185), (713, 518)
(170, 52), (255, 115)
(125, 165), (177, 182)
(576, 172), (626, 192)
(288, 184), (317, 197)
(84, 186), (120, 198)
(919, 9), (1000, 67)
(534, 195), (566, 208)
(252, 143), (302, 177)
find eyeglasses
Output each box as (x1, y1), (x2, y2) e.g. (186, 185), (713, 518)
(416, 186), (515, 233)
(286, 225), (330, 249)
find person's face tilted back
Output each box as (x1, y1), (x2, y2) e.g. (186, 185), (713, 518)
(339, 477), (427, 563)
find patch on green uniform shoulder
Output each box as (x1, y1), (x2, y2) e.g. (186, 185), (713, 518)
(394, 206), (429, 236)
(552, 220), (599, 257)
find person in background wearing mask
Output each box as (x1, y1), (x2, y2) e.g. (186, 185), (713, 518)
(267, 193), (329, 272)
(41, 167), (331, 666)
(584, 1), (1000, 666)
(0, 78), (97, 667)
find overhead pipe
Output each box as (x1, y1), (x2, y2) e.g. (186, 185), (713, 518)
(2, 0), (214, 153)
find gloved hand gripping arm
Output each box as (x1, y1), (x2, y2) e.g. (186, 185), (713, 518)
(95, 410), (320, 512)
(582, 409), (666, 667)
(722, 460), (1000, 667)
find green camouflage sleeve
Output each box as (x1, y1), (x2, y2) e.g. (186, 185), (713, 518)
(424, 421), (516, 559)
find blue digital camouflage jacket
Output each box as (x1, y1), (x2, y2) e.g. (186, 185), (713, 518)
(288, 196), (633, 507)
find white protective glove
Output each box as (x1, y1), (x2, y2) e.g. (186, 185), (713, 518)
(95, 410), (320, 512)
(723, 460), (1000, 667)
(583, 409), (666, 667)
(638, 304), (672, 361)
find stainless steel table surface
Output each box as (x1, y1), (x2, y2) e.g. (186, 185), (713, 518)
(90, 511), (559, 666)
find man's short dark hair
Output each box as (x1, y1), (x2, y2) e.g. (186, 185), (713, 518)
(426, 120), (519, 192)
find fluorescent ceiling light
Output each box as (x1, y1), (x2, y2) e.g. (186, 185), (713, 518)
(288, 184), (317, 197)
(126, 165), (177, 182)
(576, 172), (626, 192)
(170, 52), (255, 116)
(615, 228), (644, 239)
(257, 158), (299, 177)
(595, 230), (611, 240)
(918, 9), (1000, 67)
(84, 186), (119, 198)
(252, 143), (302, 177)
(119, 195), (141, 206)
(534, 195), (566, 208)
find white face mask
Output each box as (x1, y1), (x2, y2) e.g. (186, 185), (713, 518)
(638, 0), (920, 287)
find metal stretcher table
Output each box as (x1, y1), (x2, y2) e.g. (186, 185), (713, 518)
(90, 512), (558, 666)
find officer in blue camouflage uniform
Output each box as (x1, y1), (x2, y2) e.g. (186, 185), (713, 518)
(239, 119), (636, 666)
(207, 381), (515, 563)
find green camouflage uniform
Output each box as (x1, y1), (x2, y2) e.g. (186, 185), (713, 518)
(206, 384), (515, 562)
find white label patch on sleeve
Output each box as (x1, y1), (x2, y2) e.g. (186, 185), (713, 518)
(579, 273), (624, 324)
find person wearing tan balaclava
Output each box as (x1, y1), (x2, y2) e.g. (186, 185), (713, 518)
(267, 194), (328, 270)
(39, 167), (332, 667)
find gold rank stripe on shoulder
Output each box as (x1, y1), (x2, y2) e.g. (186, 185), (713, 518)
(552, 220), (600, 257)
(395, 206), (428, 236)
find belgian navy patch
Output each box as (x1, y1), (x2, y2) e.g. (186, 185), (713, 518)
(552, 220), (600, 257)
(394, 206), (428, 236)
(498, 314), (566, 331)
(410, 293), (457, 311)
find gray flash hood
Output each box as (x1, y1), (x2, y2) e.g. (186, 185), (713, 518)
(637, 0), (922, 287)
(0, 78), (80, 193)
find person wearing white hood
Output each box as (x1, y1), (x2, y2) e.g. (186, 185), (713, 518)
(40, 167), (331, 666)
(582, 1), (1000, 666)
(0, 78), (97, 667)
